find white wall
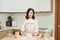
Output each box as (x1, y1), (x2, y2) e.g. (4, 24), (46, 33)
(0, 13), (54, 29)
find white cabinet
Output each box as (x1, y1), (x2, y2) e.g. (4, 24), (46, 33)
(0, 0), (51, 12)
(0, 0), (2, 11)
(0, 0), (12, 12)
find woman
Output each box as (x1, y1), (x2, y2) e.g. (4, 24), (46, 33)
(21, 8), (38, 37)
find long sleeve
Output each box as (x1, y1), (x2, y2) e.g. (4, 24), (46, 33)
(21, 20), (26, 32)
(34, 19), (38, 33)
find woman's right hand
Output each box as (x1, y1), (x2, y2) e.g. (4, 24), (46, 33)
(21, 31), (26, 36)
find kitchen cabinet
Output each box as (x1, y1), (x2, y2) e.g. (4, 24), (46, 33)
(0, 0), (52, 12)
(0, 29), (21, 39)
(0, 0), (12, 12)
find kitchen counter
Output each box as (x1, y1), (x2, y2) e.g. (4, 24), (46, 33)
(0, 27), (21, 39)
(0, 27), (21, 31)
(0, 27), (53, 39)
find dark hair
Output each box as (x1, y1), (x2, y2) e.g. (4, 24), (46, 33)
(25, 8), (35, 19)
(13, 30), (21, 35)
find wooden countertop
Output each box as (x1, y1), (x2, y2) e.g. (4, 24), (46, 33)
(0, 27), (21, 31)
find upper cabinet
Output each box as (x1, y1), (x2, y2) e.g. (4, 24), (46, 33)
(0, 0), (12, 12)
(0, 0), (53, 13)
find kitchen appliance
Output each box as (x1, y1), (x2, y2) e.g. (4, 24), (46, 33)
(6, 16), (13, 27)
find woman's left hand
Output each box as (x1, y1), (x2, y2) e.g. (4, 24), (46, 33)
(32, 32), (38, 36)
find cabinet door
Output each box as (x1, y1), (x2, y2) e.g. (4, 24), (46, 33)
(0, 0), (51, 12)
(0, 29), (13, 39)
(0, 0), (12, 12)
(55, 0), (60, 40)
(57, 0), (60, 40)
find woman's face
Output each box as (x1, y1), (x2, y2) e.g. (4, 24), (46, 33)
(28, 10), (33, 18)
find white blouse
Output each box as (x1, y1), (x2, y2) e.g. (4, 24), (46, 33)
(21, 19), (38, 33)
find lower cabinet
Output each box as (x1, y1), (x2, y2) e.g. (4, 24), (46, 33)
(0, 29), (21, 39)
(0, 29), (13, 39)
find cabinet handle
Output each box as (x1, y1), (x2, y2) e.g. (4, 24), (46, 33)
(58, 25), (60, 28)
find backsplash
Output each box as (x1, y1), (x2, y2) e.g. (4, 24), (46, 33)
(0, 13), (10, 28)
(0, 12), (54, 29)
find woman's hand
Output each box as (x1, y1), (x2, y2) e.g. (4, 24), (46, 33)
(21, 31), (26, 36)
(32, 32), (38, 36)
